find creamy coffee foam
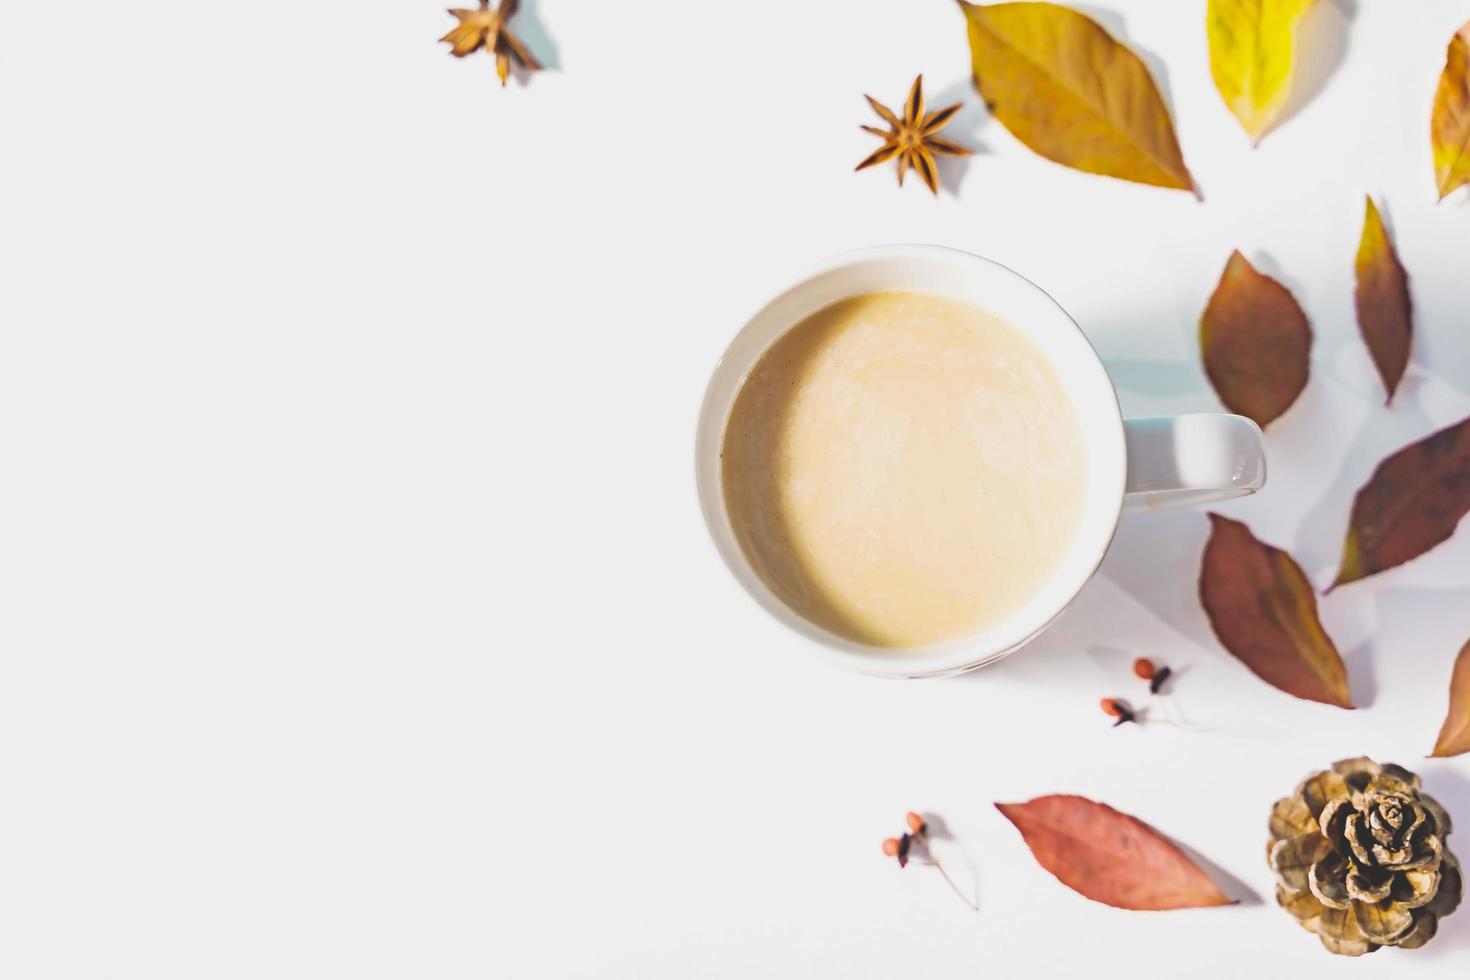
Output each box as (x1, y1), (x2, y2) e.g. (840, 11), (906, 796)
(721, 291), (1087, 649)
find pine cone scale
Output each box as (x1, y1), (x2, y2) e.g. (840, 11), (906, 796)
(1426, 855), (1462, 918)
(1355, 899), (1414, 944)
(1271, 795), (1318, 840)
(1396, 909), (1438, 950)
(1346, 868), (1392, 904)
(1309, 852), (1353, 909)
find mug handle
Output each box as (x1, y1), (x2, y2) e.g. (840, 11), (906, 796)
(1122, 414), (1266, 513)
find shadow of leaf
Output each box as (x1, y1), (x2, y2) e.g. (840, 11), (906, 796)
(1291, 391), (1436, 575)
(1100, 509), (1217, 653)
(516, 0), (561, 71)
(1174, 838), (1262, 906)
(1410, 259), (1470, 402)
(1272, 0), (1357, 135)
(1339, 637), (1378, 710)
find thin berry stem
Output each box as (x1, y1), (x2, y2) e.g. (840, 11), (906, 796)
(915, 859), (978, 911)
(1150, 693), (1211, 733)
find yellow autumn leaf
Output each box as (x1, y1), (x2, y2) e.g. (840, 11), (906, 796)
(1432, 19), (1470, 201)
(957, 1), (1196, 193)
(1206, 0), (1317, 144)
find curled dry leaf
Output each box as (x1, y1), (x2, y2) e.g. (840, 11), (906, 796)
(1200, 251), (1311, 428)
(1434, 641), (1470, 758)
(1354, 197), (1412, 403)
(1331, 416), (1470, 590)
(1206, 0), (1317, 145)
(995, 795), (1232, 910)
(957, 1), (1196, 193)
(1201, 514), (1353, 709)
(1432, 20), (1470, 201)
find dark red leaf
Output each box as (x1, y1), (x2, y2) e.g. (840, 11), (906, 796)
(1332, 416), (1470, 589)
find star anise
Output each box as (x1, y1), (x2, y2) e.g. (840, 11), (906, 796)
(855, 76), (972, 195)
(441, 0), (542, 86)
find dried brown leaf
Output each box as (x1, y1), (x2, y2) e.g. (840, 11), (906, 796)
(1200, 514), (1353, 709)
(1432, 640), (1470, 758)
(1331, 416), (1470, 589)
(1354, 197), (1412, 403)
(1200, 251), (1312, 428)
(996, 795), (1232, 910)
(957, 2), (1196, 193)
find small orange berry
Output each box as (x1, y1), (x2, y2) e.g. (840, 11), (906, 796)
(882, 837), (901, 857)
(1100, 697), (1123, 717)
(1133, 657), (1156, 681)
(905, 811), (925, 834)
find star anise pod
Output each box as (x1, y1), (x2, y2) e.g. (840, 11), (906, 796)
(855, 76), (972, 195)
(441, 0), (542, 86)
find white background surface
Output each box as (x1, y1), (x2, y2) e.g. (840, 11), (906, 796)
(3, 1), (1470, 976)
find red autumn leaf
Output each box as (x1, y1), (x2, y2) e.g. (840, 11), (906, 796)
(1200, 514), (1353, 709)
(1332, 415), (1470, 589)
(1354, 196), (1413, 403)
(995, 795), (1232, 910)
(1432, 639), (1470, 758)
(1200, 251), (1312, 428)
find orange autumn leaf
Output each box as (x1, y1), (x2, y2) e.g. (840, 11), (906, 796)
(1432, 19), (1470, 201)
(1200, 251), (1312, 428)
(956, 1), (1196, 193)
(1332, 416), (1470, 590)
(1354, 196), (1413, 403)
(1433, 640), (1470, 758)
(996, 795), (1233, 910)
(1201, 514), (1353, 709)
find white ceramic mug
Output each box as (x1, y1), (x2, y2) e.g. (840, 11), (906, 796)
(695, 245), (1265, 678)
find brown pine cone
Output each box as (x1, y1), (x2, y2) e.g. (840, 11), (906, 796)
(1269, 758), (1461, 956)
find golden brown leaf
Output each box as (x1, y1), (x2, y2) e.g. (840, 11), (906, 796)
(1206, 0), (1317, 145)
(996, 795), (1233, 910)
(855, 76), (972, 195)
(1200, 251), (1312, 428)
(1200, 514), (1353, 709)
(1432, 640), (1470, 758)
(1331, 416), (1470, 589)
(441, 0), (541, 86)
(1432, 20), (1470, 201)
(957, 1), (1196, 193)
(1354, 197), (1412, 403)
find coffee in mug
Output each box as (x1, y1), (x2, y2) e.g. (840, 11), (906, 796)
(720, 290), (1085, 648)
